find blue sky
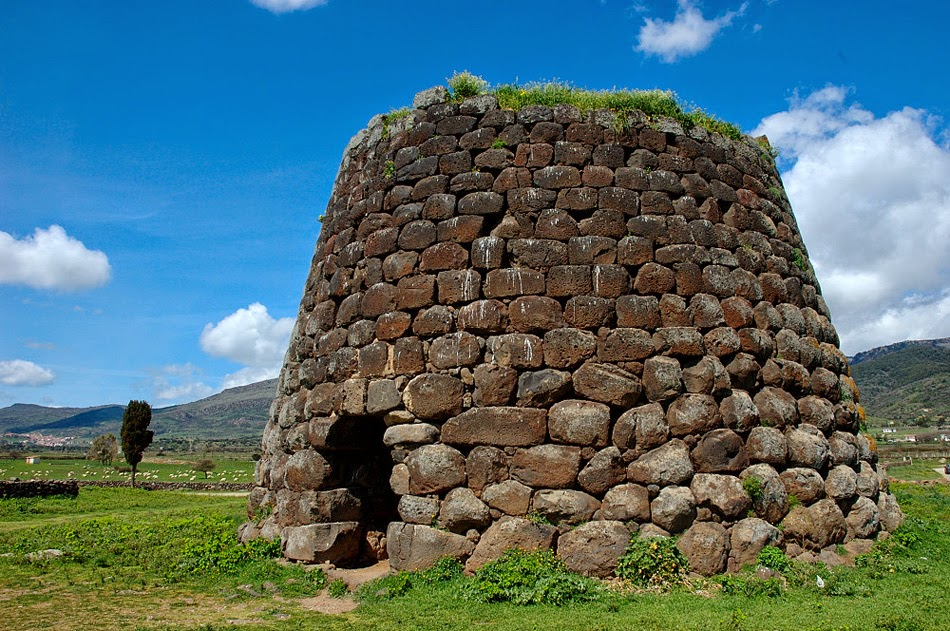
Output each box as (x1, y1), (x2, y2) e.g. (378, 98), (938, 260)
(2, 0), (949, 408)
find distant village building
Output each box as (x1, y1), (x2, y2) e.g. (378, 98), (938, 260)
(25, 456), (41, 464)
(882, 428), (897, 434)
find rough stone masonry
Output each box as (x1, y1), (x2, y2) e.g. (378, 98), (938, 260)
(239, 85), (903, 577)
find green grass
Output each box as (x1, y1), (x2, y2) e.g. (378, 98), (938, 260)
(0, 486), (245, 531)
(0, 457), (254, 484)
(445, 72), (743, 140)
(0, 484), (947, 630)
(885, 459), (946, 482)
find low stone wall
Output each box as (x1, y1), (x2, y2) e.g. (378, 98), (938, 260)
(76, 480), (252, 492)
(0, 480), (79, 498)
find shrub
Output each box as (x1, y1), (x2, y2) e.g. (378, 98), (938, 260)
(465, 548), (602, 605)
(615, 536), (688, 588)
(357, 556), (464, 601)
(756, 545), (791, 573)
(328, 578), (348, 598)
(742, 476), (764, 502)
(448, 71), (488, 100)
(717, 573), (784, 597)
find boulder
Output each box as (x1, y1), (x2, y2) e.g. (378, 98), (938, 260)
(627, 439), (694, 486)
(785, 425), (830, 470)
(613, 403), (669, 451)
(510, 444), (581, 489)
(405, 444), (466, 494)
(383, 423), (440, 446)
(677, 522), (729, 576)
(650, 486), (696, 533)
(825, 465), (858, 501)
(779, 467), (826, 505)
(516, 369), (573, 407)
(782, 499), (846, 550)
(746, 426), (787, 466)
(754, 387), (799, 429)
(729, 517), (781, 571)
(681, 356), (730, 395)
(388, 523), (476, 571)
(439, 488), (492, 533)
(740, 463), (789, 524)
(549, 399), (611, 447)
(577, 447), (626, 495)
(403, 374), (464, 420)
(601, 483), (652, 522)
(828, 431), (859, 467)
(667, 394), (721, 437)
(845, 496), (880, 540)
(283, 449), (337, 492)
(442, 407), (547, 447)
(572, 362), (641, 407)
(798, 395), (835, 434)
(466, 446), (508, 493)
(472, 363), (518, 406)
(398, 495), (441, 525)
(855, 461), (880, 500)
(465, 516), (557, 572)
(690, 473), (751, 520)
(642, 356), (683, 402)
(481, 480), (532, 516)
(532, 489), (600, 524)
(282, 522), (361, 563)
(557, 520), (631, 578)
(720, 390), (759, 433)
(691, 429), (748, 473)
(878, 493), (904, 532)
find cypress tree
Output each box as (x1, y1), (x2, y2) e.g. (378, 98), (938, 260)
(121, 400), (154, 487)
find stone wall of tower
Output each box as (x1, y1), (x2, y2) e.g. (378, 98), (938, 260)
(240, 85), (902, 577)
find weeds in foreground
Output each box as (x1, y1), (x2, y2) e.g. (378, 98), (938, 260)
(615, 534), (688, 588)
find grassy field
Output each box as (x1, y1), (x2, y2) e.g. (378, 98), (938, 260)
(0, 457), (254, 484)
(0, 484), (947, 630)
(884, 459), (947, 482)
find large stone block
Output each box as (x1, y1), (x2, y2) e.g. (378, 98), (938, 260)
(282, 522), (361, 564)
(558, 520), (630, 578)
(441, 407), (547, 447)
(388, 523), (476, 572)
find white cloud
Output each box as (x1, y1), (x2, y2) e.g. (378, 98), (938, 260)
(0, 225), (111, 291)
(200, 303), (293, 367)
(635, 0), (747, 62)
(200, 303), (293, 389)
(152, 363), (213, 402)
(0, 360), (55, 386)
(221, 366), (282, 390)
(250, 0), (328, 13)
(754, 88), (950, 355)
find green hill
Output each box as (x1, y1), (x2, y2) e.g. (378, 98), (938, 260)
(0, 379), (277, 442)
(849, 338), (950, 426)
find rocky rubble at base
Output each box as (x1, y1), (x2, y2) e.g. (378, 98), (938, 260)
(241, 85), (903, 577)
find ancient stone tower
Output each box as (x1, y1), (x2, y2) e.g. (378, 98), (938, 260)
(241, 84), (902, 577)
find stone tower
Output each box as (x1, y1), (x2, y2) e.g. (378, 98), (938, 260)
(240, 85), (902, 577)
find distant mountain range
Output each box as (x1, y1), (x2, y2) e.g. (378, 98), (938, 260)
(0, 379), (277, 442)
(849, 338), (950, 425)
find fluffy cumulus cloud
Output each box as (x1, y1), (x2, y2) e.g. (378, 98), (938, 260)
(200, 303), (294, 388)
(754, 87), (950, 354)
(249, 0), (328, 13)
(635, 0), (747, 62)
(0, 225), (111, 291)
(0, 360), (55, 386)
(152, 363), (213, 402)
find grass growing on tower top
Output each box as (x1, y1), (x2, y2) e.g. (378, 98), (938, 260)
(446, 71), (743, 140)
